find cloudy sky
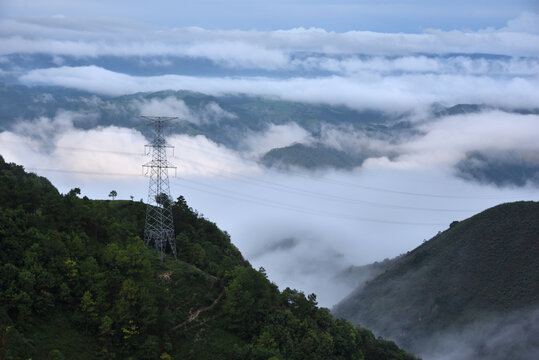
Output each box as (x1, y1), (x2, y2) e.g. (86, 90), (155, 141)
(1, 1), (539, 307)
(2, 0), (538, 32)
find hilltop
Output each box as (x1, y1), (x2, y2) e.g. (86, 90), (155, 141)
(333, 201), (539, 359)
(0, 155), (418, 360)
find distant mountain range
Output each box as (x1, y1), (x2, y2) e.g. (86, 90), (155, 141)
(1, 83), (538, 186)
(333, 201), (539, 360)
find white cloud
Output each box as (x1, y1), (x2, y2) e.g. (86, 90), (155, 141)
(136, 96), (195, 121)
(1, 15), (539, 62)
(242, 123), (314, 156)
(135, 97), (237, 125)
(18, 66), (539, 112)
(0, 111), (260, 180)
(247, 229), (351, 306)
(183, 41), (289, 70)
(199, 102), (237, 123)
(6, 14), (539, 118)
(319, 124), (393, 156)
(417, 306), (539, 360)
(305, 55), (539, 77)
(51, 55), (65, 65)
(169, 134), (261, 177)
(364, 111), (539, 169)
(12, 110), (90, 145)
(32, 93), (55, 103)
(502, 12), (539, 34)
(1, 113), (145, 178)
(54, 126), (145, 176)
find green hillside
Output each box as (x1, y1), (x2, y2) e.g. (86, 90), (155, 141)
(261, 143), (363, 170)
(333, 201), (539, 355)
(0, 155), (418, 360)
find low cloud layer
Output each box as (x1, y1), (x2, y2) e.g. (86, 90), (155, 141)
(242, 123), (314, 156)
(0, 110), (259, 179)
(364, 111), (539, 171)
(1, 110), (538, 307)
(2, 14), (539, 60)
(0, 111), (147, 177)
(418, 306), (539, 360)
(17, 66), (539, 113)
(137, 97), (194, 121)
(136, 96), (236, 125)
(2, 13), (537, 116)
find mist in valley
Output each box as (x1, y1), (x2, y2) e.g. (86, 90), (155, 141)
(1, 107), (538, 308)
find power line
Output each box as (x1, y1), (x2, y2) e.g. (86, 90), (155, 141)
(167, 137), (511, 199)
(6, 137), (536, 200)
(175, 179), (448, 226)
(173, 158), (478, 212)
(26, 167), (139, 177)
(25, 165), (483, 214)
(23, 166), (454, 225)
(1, 139), (144, 157)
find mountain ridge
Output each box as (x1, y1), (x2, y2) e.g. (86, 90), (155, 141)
(333, 201), (539, 359)
(1, 83), (538, 186)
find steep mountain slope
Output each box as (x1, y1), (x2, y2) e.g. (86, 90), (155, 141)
(333, 201), (539, 359)
(0, 155), (419, 360)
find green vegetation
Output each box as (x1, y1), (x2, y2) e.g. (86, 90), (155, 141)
(333, 201), (539, 350)
(0, 156), (418, 359)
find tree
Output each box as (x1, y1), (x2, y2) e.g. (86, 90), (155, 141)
(68, 188), (81, 197)
(80, 291), (97, 333)
(109, 190), (117, 200)
(222, 266), (279, 338)
(155, 193), (171, 208)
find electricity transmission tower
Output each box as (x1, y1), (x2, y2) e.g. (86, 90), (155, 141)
(142, 116), (177, 260)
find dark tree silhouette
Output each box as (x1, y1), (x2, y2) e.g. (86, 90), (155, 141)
(155, 192), (172, 207)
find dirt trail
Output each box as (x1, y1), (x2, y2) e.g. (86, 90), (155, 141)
(172, 290), (224, 330)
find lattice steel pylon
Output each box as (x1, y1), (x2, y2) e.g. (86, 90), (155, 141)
(142, 116), (177, 260)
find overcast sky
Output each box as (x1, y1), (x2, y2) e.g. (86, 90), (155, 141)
(2, 0), (539, 32)
(1, 1), (539, 307)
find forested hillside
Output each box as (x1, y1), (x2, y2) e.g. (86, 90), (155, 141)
(0, 155), (418, 360)
(333, 201), (539, 359)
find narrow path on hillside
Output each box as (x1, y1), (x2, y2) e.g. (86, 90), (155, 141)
(171, 290), (225, 330)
